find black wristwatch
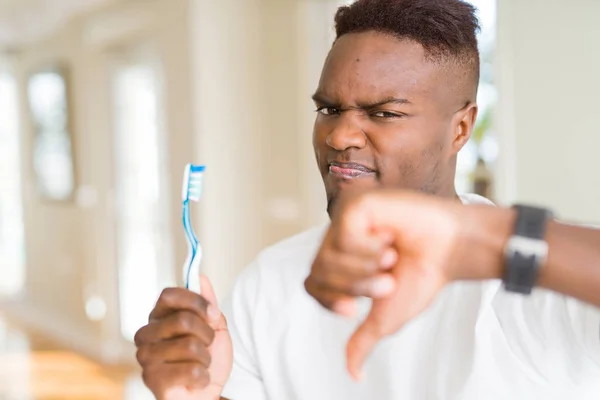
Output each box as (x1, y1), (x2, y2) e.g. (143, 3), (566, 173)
(503, 204), (554, 295)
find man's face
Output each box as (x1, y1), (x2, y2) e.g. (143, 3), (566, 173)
(313, 31), (477, 213)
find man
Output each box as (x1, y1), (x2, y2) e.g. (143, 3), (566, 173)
(134, 0), (600, 399)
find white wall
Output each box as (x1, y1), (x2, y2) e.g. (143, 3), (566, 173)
(189, 0), (345, 299)
(189, 0), (267, 300)
(495, 0), (600, 224)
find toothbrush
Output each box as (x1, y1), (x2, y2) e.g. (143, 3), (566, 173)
(182, 163), (206, 294)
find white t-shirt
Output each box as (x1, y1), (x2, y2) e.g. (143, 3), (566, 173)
(221, 194), (600, 400)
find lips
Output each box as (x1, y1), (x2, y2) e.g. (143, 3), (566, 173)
(328, 161), (376, 179)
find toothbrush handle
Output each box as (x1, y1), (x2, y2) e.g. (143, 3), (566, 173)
(182, 200), (201, 292)
(186, 249), (202, 294)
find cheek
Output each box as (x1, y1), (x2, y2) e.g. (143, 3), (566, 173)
(373, 127), (446, 184)
(377, 145), (423, 184)
(313, 118), (328, 147)
(312, 122), (328, 169)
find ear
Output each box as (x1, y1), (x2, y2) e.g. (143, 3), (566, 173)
(451, 102), (478, 153)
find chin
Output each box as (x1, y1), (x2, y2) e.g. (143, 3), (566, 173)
(327, 178), (379, 199)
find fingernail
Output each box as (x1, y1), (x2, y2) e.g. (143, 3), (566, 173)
(350, 368), (364, 382)
(356, 370), (364, 382)
(370, 277), (395, 298)
(378, 230), (394, 244)
(333, 300), (357, 318)
(380, 249), (397, 269)
(207, 304), (220, 322)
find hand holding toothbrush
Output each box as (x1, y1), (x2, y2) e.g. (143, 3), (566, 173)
(134, 275), (233, 400)
(135, 164), (232, 399)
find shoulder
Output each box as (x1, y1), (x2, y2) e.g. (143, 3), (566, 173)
(224, 224), (329, 310)
(248, 224), (329, 305)
(459, 192), (496, 206)
(254, 224), (328, 276)
(221, 224), (329, 352)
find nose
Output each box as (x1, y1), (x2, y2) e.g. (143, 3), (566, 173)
(325, 114), (367, 151)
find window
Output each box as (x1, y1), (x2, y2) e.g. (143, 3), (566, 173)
(0, 71), (25, 297)
(26, 68), (76, 201)
(111, 54), (175, 342)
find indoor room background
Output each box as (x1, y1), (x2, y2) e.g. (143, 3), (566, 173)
(0, 0), (598, 398)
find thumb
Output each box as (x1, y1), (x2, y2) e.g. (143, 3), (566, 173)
(346, 305), (385, 381)
(200, 274), (219, 306)
(200, 275), (227, 330)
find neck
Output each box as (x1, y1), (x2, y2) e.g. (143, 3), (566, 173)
(431, 183), (458, 200)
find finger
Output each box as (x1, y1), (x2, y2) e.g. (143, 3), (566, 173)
(200, 275), (228, 331)
(142, 362), (210, 395)
(308, 263), (396, 299)
(313, 249), (382, 280)
(310, 245), (393, 297)
(199, 274), (218, 306)
(352, 274), (396, 298)
(332, 198), (393, 255)
(163, 385), (220, 400)
(304, 276), (357, 316)
(333, 226), (388, 257)
(135, 311), (215, 347)
(332, 298), (359, 317)
(136, 336), (211, 368)
(379, 247), (398, 270)
(346, 302), (389, 381)
(150, 288), (210, 322)
(345, 263), (443, 381)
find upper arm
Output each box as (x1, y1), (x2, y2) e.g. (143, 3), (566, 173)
(220, 261), (269, 400)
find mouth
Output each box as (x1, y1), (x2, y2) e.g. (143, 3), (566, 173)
(328, 161), (376, 179)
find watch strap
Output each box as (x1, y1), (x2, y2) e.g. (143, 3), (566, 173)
(503, 204), (553, 295)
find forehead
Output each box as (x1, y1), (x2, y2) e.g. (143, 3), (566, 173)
(317, 31), (443, 104)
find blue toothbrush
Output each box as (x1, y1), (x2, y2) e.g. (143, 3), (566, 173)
(181, 163), (205, 293)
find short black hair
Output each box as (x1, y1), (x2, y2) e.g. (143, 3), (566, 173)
(334, 0), (481, 82)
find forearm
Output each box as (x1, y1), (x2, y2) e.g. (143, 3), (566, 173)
(458, 205), (600, 308)
(538, 221), (600, 307)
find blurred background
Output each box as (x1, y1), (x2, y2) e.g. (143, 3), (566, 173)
(0, 0), (598, 398)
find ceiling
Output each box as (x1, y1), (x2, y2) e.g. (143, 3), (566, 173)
(0, 0), (111, 48)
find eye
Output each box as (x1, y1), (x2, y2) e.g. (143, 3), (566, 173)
(372, 111), (403, 119)
(316, 107), (341, 116)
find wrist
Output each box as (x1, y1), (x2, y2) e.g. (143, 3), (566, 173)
(450, 205), (515, 281)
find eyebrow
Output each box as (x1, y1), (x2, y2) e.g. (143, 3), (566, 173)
(311, 92), (411, 109)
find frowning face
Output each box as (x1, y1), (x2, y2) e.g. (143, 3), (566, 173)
(312, 31), (477, 214)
